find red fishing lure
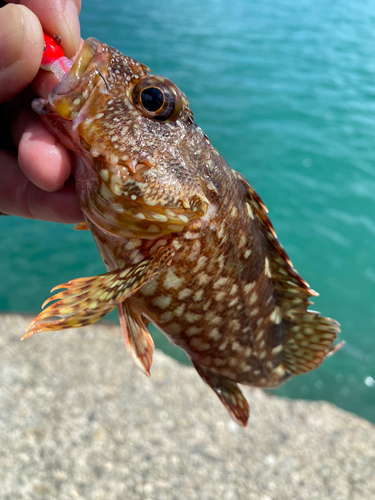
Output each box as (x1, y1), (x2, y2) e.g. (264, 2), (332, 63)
(41, 33), (64, 70)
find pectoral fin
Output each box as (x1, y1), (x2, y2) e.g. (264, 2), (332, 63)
(193, 363), (249, 427)
(118, 301), (154, 377)
(74, 222), (90, 230)
(24, 246), (174, 338)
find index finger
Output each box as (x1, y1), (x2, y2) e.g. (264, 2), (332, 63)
(6, 0), (81, 58)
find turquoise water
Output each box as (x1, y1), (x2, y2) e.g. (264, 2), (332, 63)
(1, 0), (375, 422)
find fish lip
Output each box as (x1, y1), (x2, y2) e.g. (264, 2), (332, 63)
(31, 38), (101, 117)
(51, 37), (100, 96)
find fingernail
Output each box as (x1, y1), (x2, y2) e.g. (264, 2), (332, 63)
(63, 1), (81, 57)
(0, 4), (24, 70)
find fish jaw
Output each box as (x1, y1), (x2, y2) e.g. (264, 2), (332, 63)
(32, 37), (209, 239)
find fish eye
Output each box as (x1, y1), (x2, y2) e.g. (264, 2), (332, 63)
(140, 87), (164, 112)
(132, 76), (183, 122)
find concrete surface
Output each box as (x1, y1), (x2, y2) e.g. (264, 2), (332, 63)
(0, 313), (374, 500)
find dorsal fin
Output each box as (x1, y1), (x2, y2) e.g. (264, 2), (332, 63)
(235, 171), (340, 374)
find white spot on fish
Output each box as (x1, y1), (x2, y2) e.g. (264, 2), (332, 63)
(164, 269), (184, 290)
(255, 329), (264, 341)
(205, 311), (223, 325)
(193, 289), (204, 301)
(249, 292), (258, 305)
(264, 257), (272, 278)
(246, 203), (254, 219)
(100, 169), (109, 182)
(213, 277), (229, 289)
(172, 240), (184, 250)
(270, 306), (282, 324)
(160, 311), (172, 323)
(229, 320), (241, 331)
(238, 234), (246, 248)
(218, 340), (228, 351)
(100, 183), (114, 200)
(152, 295), (172, 309)
(272, 345), (283, 354)
(197, 273), (210, 286)
(190, 338), (210, 350)
(209, 328), (220, 340)
(185, 312), (201, 323)
(273, 365), (286, 377)
(193, 255), (207, 272)
(232, 341), (242, 352)
(244, 282), (256, 294)
(129, 250), (143, 264)
(186, 326), (202, 336)
(215, 291), (226, 302)
(153, 213), (168, 222)
(178, 288), (193, 300)
(140, 278), (159, 296)
(170, 302), (185, 318)
(112, 183), (122, 196)
(167, 224), (184, 231)
(184, 231), (201, 240)
(187, 240), (201, 262)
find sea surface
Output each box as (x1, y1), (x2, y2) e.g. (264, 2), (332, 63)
(1, 0), (375, 423)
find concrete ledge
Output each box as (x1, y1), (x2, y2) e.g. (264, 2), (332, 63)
(0, 314), (374, 499)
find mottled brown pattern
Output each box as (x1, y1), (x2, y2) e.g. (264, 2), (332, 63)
(26, 38), (340, 426)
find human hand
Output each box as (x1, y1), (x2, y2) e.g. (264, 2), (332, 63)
(0, 0), (84, 223)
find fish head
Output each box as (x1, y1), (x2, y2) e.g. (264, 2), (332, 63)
(32, 38), (209, 239)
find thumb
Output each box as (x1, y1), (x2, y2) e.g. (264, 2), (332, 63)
(0, 3), (44, 103)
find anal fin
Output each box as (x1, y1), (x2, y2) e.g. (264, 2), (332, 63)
(193, 363), (249, 427)
(118, 301), (154, 377)
(24, 246), (174, 338)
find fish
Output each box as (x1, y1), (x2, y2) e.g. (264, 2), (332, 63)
(26, 37), (340, 426)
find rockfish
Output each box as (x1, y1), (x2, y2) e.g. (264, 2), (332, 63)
(26, 38), (340, 426)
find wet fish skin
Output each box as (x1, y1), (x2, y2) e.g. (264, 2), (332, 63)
(26, 38), (340, 426)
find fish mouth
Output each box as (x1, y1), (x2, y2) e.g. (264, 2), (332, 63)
(51, 38), (100, 96)
(32, 38), (102, 118)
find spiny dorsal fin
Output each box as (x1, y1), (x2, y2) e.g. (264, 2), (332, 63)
(235, 171), (340, 374)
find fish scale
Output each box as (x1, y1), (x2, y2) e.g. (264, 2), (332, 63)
(26, 37), (340, 426)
